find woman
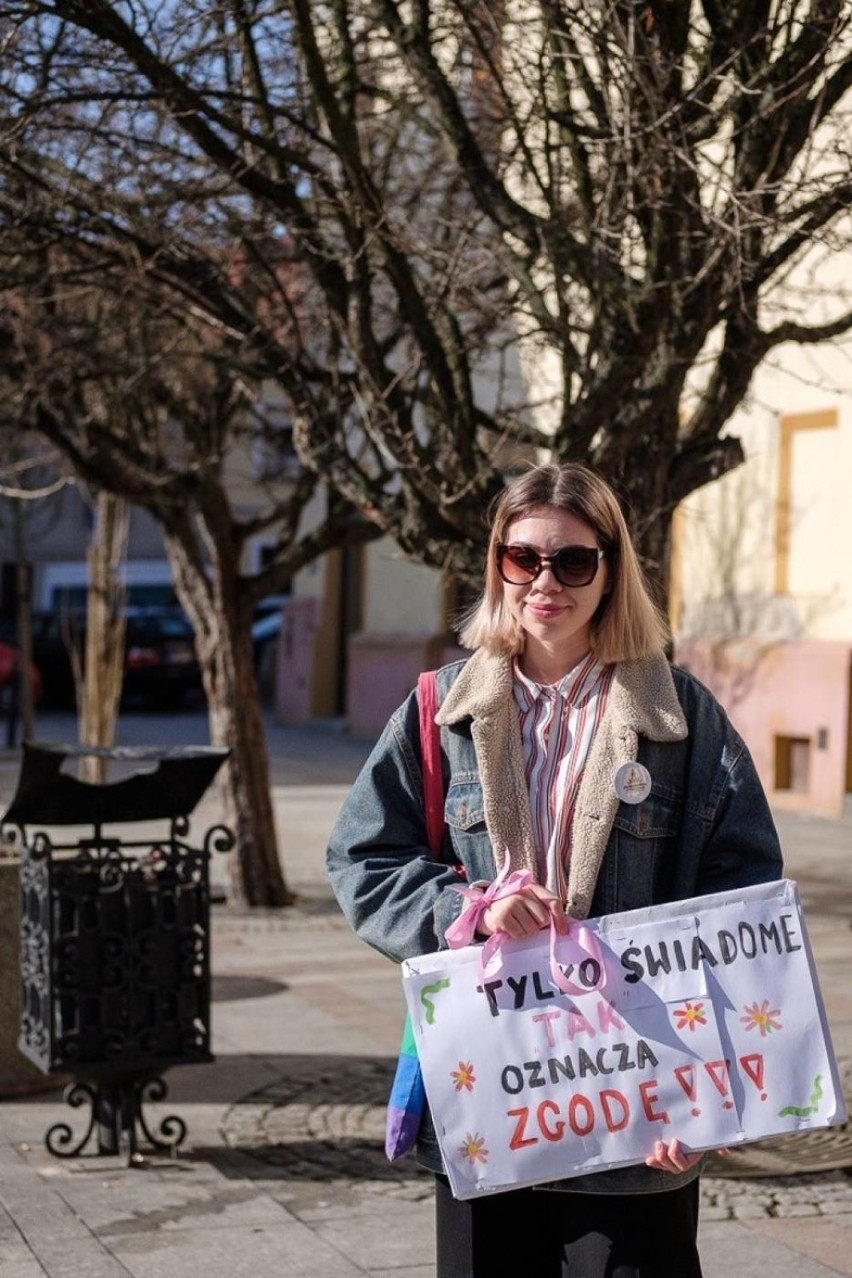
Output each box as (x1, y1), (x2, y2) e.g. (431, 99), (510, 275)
(327, 463), (782, 1277)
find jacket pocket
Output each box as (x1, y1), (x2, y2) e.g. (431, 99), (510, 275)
(444, 780), (494, 880)
(606, 789), (684, 910)
(444, 779), (485, 831)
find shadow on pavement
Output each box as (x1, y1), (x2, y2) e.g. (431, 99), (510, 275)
(211, 975), (289, 1001)
(191, 1139), (432, 1185)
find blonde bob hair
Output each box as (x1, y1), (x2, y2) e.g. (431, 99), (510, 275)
(459, 463), (669, 664)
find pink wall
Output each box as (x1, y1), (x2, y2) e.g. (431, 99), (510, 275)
(675, 638), (852, 817)
(274, 596), (320, 725)
(346, 633), (468, 738)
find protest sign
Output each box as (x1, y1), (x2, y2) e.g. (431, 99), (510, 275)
(401, 879), (846, 1200)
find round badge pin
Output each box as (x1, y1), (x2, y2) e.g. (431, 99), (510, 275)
(614, 762), (652, 805)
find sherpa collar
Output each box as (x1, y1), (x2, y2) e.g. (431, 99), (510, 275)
(435, 647), (687, 919)
(436, 647), (687, 742)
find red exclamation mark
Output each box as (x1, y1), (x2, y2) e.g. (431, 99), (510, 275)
(739, 1053), (767, 1101)
(705, 1059), (734, 1109)
(674, 1064), (701, 1116)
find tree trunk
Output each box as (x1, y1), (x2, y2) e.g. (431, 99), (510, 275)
(204, 616), (291, 909)
(587, 402), (685, 619)
(79, 491), (129, 783)
(631, 502), (675, 620)
(604, 453), (676, 622)
(163, 528), (292, 908)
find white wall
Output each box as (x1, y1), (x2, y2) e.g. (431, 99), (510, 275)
(362, 537), (444, 635)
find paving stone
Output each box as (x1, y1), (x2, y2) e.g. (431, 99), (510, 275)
(773, 1201), (822, 1216)
(313, 1206), (435, 1273)
(732, 1201), (774, 1219)
(819, 1198), (852, 1214)
(700, 1219), (850, 1278)
(107, 1222), (364, 1278)
(743, 1216), (852, 1276)
(55, 1178), (296, 1236)
(698, 1203), (732, 1221)
(23, 1235), (131, 1277)
(0, 1240), (47, 1276)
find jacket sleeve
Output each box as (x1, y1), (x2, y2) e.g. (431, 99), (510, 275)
(325, 687), (469, 963)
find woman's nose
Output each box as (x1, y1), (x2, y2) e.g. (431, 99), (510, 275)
(534, 564), (563, 591)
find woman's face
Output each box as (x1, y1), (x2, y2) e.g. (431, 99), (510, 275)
(499, 505), (609, 674)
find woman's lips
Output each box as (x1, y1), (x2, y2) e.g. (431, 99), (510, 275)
(525, 602), (567, 619)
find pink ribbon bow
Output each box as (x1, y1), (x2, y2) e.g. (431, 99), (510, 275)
(444, 866), (608, 995)
(444, 868), (536, 976)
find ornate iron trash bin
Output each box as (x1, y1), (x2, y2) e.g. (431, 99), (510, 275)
(1, 742), (233, 1164)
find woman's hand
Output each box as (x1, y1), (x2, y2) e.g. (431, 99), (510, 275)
(480, 883), (567, 939)
(645, 1138), (728, 1173)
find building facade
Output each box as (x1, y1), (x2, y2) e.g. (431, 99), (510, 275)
(674, 337), (852, 817)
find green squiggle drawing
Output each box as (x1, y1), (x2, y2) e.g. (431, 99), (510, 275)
(778, 1074), (823, 1118)
(420, 978), (450, 1025)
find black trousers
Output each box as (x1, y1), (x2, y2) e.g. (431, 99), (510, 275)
(435, 1175), (702, 1278)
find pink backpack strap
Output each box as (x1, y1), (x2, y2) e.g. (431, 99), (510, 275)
(417, 671), (444, 859)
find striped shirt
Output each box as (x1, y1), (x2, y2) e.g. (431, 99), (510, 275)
(513, 654), (613, 899)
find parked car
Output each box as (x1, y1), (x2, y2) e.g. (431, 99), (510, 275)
(0, 641), (42, 710)
(252, 610), (281, 658)
(22, 609), (203, 710)
(122, 611), (204, 708)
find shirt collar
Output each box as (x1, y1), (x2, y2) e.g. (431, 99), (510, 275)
(512, 652), (605, 709)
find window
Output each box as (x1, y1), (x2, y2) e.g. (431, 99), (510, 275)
(774, 735), (811, 794)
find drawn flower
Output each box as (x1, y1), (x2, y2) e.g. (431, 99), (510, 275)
(673, 1001), (707, 1032)
(459, 1132), (489, 1164)
(451, 1061), (476, 1092)
(740, 1000), (782, 1036)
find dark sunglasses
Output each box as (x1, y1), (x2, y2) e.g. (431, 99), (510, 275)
(496, 542), (606, 588)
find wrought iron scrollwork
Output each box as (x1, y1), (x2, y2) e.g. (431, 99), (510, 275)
(0, 821), (20, 850)
(45, 1082), (98, 1159)
(44, 1075), (187, 1163)
(22, 830), (53, 861)
(204, 823), (236, 856)
(171, 813), (190, 840)
(136, 1077), (187, 1154)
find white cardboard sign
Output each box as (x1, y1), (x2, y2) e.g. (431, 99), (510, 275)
(401, 879), (846, 1199)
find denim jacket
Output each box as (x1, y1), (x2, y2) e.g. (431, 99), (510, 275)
(327, 648), (783, 1194)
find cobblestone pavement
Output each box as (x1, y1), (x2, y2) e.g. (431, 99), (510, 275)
(701, 1171), (852, 1221)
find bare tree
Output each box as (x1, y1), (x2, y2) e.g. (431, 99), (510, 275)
(2, 1), (849, 600)
(677, 463), (836, 708)
(0, 247), (380, 907)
